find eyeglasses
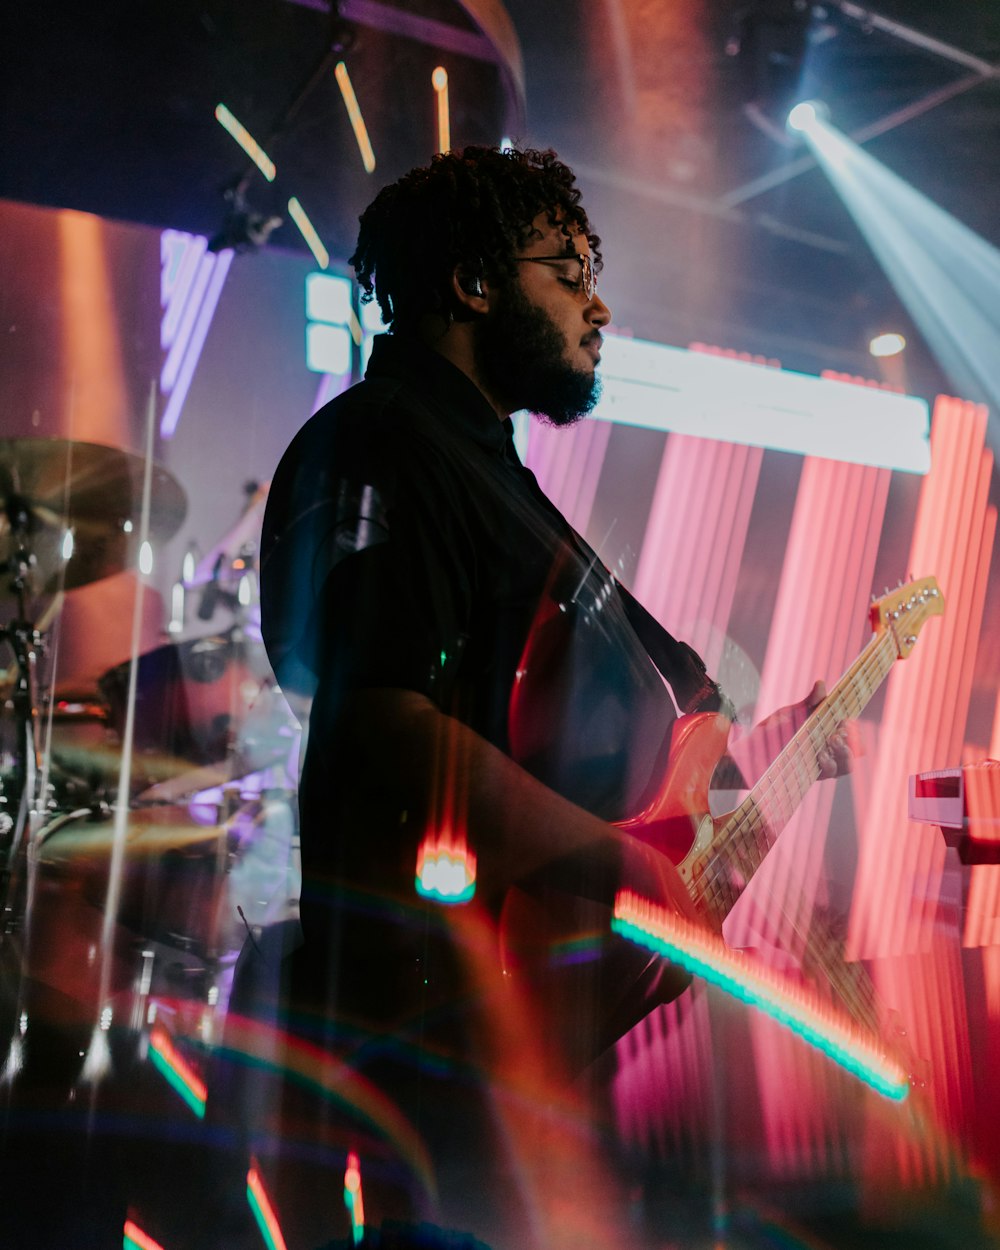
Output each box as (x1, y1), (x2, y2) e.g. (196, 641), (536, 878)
(515, 252), (597, 301)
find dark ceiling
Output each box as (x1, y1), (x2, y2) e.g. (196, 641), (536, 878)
(3, 0), (999, 397)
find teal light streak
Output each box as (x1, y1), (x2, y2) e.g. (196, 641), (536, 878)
(247, 1183), (279, 1250)
(414, 876), (475, 905)
(611, 916), (908, 1102)
(149, 1045), (206, 1118)
(344, 1189), (364, 1244)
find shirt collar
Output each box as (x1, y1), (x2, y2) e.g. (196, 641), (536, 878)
(365, 333), (514, 454)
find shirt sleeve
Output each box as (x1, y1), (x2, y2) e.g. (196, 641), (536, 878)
(260, 393), (474, 713)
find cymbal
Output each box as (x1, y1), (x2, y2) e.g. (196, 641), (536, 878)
(0, 437), (187, 595)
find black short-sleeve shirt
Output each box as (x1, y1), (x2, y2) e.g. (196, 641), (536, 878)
(260, 335), (720, 887)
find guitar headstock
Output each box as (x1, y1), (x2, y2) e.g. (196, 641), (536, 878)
(870, 577), (945, 659)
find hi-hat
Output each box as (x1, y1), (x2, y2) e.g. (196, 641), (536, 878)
(0, 438), (187, 594)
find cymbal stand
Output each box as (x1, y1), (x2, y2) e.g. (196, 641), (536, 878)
(0, 517), (47, 938)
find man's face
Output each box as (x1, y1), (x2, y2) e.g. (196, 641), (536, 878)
(475, 213), (612, 426)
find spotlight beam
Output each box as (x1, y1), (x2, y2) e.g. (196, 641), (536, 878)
(800, 113), (1000, 430)
(719, 67), (996, 209)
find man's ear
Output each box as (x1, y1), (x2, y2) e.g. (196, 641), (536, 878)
(451, 266), (489, 316)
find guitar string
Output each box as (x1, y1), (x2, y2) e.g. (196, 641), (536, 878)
(682, 627), (901, 1048)
(693, 627), (898, 922)
(637, 594), (935, 1050)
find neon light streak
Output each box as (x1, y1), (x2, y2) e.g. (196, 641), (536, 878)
(161, 231), (208, 351)
(611, 891), (909, 1101)
(219, 1012), (436, 1200)
(148, 1025), (207, 1118)
(334, 62), (376, 173)
(432, 66), (451, 154)
(161, 251), (214, 392)
(214, 104), (276, 182)
(344, 1151), (365, 1244)
(123, 1220), (167, 1250)
(159, 246), (233, 438)
(416, 831), (476, 904)
(247, 1165), (288, 1250)
(287, 197), (329, 269)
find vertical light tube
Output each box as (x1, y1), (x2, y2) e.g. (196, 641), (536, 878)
(846, 397), (994, 1187)
(522, 417), (612, 539)
(633, 433), (763, 677)
(432, 66), (451, 154)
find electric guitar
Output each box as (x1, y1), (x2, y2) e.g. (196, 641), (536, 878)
(500, 577), (945, 1067)
(619, 576), (944, 927)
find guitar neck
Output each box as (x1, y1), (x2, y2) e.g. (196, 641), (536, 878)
(697, 628), (897, 921)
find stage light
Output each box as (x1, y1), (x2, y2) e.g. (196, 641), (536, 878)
(207, 190), (281, 256)
(214, 104), (276, 182)
(432, 66), (451, 154)
(594, 333), (930, 472)
(787, 99), (826, 133)
(795, 111), (1000, 421)
(334, 61), (376, 173)
(870, 332), (906, 358)
(287, 197), (329, 269)
(306, 323), (352, 376)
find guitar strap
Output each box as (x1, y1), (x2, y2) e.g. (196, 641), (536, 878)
(616, 581), (734, 718)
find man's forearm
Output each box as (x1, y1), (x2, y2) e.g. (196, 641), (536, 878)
(345, 687), (700, 918)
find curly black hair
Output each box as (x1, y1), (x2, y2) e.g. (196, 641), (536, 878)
(349, 146), (601, 333)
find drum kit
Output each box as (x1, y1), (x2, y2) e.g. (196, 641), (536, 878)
(0, 437), (301, 1072)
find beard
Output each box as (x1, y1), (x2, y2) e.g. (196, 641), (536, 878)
(474, 280), (601, 427)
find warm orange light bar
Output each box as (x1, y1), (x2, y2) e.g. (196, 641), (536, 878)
(612, 891), (909, 1100)
(287, 197), (329, 269)
(123, 1220), (166, 1250)
(344, 1151), (365, 1243)
(148, 1023), (207, 1117)
(247, 1165), (288, 1250)
(214, 104), (276, 182)
(334, 61), (376, 173)
(432, 66), (451, 154)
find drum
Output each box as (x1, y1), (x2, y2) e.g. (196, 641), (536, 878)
(35, 804), (237, 960)
(98, 634), (297, 783)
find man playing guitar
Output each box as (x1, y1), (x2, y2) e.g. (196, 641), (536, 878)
(258, 145), (849, 1250)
